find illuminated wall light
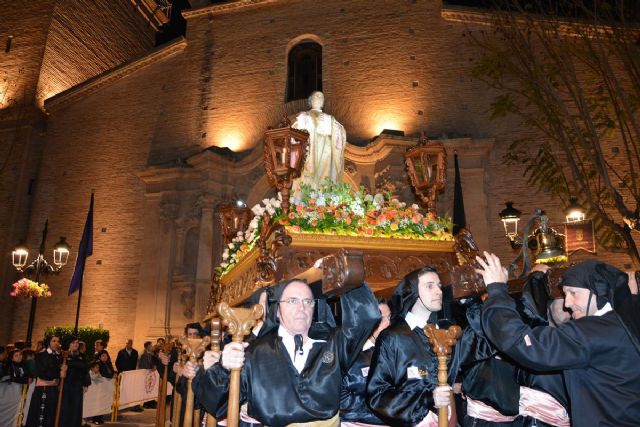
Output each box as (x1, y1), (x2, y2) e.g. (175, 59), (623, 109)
(219, 130), (245, 152)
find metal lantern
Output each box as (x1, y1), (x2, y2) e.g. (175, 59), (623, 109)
(219, 205), (252, 246)
(12, 244), (29, 270)
(263, 123), (309, 214)
(499, 202), (522, 245)
(404, 135), (446, 211)
(53, 237), (71, 268)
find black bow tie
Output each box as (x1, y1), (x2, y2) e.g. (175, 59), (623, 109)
(294, 334), (304, 360)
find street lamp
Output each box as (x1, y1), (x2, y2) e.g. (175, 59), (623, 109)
(404, 134), (447, 211)
(11, 220), (71, 347)
(564, 197), (586, 223)
(499, 202), (522, 248)
(263, 117), (309, 214)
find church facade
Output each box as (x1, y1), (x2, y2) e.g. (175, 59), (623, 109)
(0, 0), (630, 346)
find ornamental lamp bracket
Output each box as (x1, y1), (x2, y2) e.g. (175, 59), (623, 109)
(404, 134), (446, 211)
(218, 205), (252, 246)
(263, 117), (309, 214)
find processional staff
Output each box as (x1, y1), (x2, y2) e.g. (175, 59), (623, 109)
(53, 351), (68, 427)
(155, 340), (174, 426)
(180, 335), (211, 427)
(206, 317), (223, 427)
(217, 301), (264, 427)
(424, 324), (461, 427)
(171, 340), (185, 427)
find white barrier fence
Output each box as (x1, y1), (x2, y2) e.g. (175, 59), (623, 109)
(0, 369), (172, 426)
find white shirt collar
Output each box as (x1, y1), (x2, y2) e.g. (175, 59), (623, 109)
(362, 339), (375, 351)
(46, 348), (59, 355)
(405, 311), (425, 331)
(278, 325), (324, 373)
(593, 302), (613, 317)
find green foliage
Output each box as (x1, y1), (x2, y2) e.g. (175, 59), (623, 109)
(469, 0), (640, 265)
(44, 326), (109, 360)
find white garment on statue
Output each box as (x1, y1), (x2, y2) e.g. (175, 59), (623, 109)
(278, 326), (325, 373)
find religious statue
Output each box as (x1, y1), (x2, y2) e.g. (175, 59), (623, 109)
(292, 91), (346, 189)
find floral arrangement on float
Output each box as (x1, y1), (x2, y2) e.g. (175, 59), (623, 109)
(216, 179), (453, 278)
(10, 278), (52, 298)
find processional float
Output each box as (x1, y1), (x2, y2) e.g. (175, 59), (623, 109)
(172, 118), (528, 427)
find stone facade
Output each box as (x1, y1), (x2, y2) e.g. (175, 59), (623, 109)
(0, 0), (635, 347)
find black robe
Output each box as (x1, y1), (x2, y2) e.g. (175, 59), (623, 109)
(366, 320), (439, 427)
(26, 350), (62, 427)
(482, 282), (640, 427)
(59, 352), (91, 427)
(339, 344), (385, 425)
(192, 284), (380, 426)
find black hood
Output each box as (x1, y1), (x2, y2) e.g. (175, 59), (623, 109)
(259, 278), (336, 339)
(390, 267), (452, 326)
(561, 260), (640, 355)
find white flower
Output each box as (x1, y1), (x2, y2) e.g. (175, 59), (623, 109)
(411, 204), (419, 210)
(364, 194), (374, 203)
(237, 231), (243, 237)
(277, 192), (283, 201)
(316, 195), (326, 207)
(228, 243), (235, 249)
(251, 204), (265, 216)
(220, 262), (229, 268)
(222, 249), (229, 260)
(266, 205), (276, 216)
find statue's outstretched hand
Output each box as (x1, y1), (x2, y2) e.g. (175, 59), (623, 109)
(475, 251), (508, 285)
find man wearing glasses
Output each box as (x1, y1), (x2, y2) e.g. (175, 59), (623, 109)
(187, 278), (380, 427)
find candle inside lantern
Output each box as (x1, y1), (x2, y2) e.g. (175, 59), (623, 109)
(280, 147), (288, 166)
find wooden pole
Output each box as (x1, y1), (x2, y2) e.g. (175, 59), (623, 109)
(206, 318), (223, 427)
(217, 302), (263, 427)
(424, 325), (461, 427)
(155, 342), (172, 427)
(53, 351), (68, 427)
(179, 337), (210, 427)
(172, 345), (184, 427)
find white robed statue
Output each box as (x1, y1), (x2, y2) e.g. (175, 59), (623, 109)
(292, 91), (346, 189)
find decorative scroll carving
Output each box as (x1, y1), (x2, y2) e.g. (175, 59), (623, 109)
(322, 250), (365, 295)
(255, 212), (291, 287)
(159, 197), (179, 226)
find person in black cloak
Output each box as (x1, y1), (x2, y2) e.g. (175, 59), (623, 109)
(59, 336), (91, 427)
(339, 297), (392, 426)
(366, 266), (454, 427)
(187, 277), (380, 427)
(448, 298), (521, 426)
(26, 334), (64, 427)
(478, 253), (640, 427)
(513, 266), (569, 427)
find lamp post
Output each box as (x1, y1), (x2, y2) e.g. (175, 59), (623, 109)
(263, 117), (309, 214)
(404, 134), (447, 211)
(564, 197), (586, 223)
(11, 220), (70, 347)
(499, 204), (566, 278)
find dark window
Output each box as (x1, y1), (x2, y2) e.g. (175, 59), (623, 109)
(286, 42), (322, 102)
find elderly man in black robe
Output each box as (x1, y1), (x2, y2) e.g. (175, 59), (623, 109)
(477, 252), (640, 427)
(186, 278), (380, 426)
(366, 266), (453, 426)
(26, 335), (65, 427)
